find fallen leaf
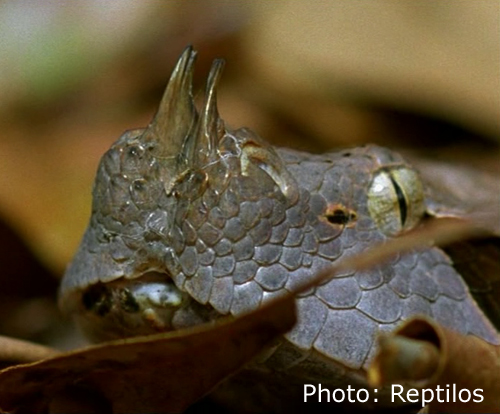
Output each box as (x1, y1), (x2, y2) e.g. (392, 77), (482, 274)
(0, 290), (296, 413)
(368, 317), (500, 413)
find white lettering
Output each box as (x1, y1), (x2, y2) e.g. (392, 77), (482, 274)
(421, 389), (434, 406)
(303, 384), (316, 402)
(392, 384), (405, 402)
(318, 383), (330, 402)
(473, 389), (483, 403)
(458, 388), (471, 403)
(332, 388), (345, 403)
(357, 388), (369, 403)
(406, 388), (419, 403)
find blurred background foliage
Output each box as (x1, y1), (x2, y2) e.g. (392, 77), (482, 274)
(0, 0), (498, 348)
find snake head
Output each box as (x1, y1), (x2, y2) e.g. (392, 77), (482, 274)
(61, 46), (499, 358)
(59, 47), (299, 341)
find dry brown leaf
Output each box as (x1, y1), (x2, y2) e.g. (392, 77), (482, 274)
(0, 293), (296, 413)
(368, 317), (500, 414)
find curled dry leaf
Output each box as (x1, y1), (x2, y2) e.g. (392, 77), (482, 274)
(367, 317), (500, 414)
(0, 294), (296, 414)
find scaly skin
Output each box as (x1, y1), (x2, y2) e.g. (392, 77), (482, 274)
(59, 47), (498, 409)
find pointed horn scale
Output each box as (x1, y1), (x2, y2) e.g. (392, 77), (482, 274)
(147, 46), (198, 157)
(189, 59), (225, 165)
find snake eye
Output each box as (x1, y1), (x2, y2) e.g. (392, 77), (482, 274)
(367, 167), (425, 236)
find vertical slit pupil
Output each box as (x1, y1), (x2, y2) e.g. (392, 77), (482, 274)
(389, 175), (407, 227)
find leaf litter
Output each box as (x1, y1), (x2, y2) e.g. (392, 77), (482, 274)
(0, 215), (498, 413)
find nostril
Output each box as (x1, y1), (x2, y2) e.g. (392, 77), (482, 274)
(324, 205), (357, 226)
(82, 285), (111, 316)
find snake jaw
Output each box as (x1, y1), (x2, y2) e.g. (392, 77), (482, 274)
(71, 272), (220, 342)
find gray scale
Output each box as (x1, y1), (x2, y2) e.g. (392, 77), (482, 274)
(388, 261), (413, 297)
(232, 235), (254, 261)
(312, 220), (342, 242)
(248, 218), (272, 246)
(285, 203), (307, 228)
(316, 277), (361, 309)
(145, 210), (168, 235)
(460, 300), (499, 344)
(318, 166), (345, 201)
(178, 246), (198, 277)
(401, 294), (433, 320)
(184, 266), (213, 305)
(301, 252), (313, 267)
(283, 227), (304, 247)
(255, 264), (289, 291)
(239, 201), (260, 228)
(301, 231), (319, 254)
(257, 197), (273, 217)
(269, 202), (286, 226)
(270, 221), (289, 244)
(223, 217), (246, 242)
(432, 296), (468, 335)
(433, 263), (468, 300)
(198, 222), (223, 247)
(209, 276), (234, 314)
(284, 267), (315, 292)
(354, 268), (384, 290)
(202, 188), (219, 209)
(356, 284), (403, 323)
(285, 295), (328, 349)
(183, 202), (207, 229)
(313, 309), (377, 370)
(409, 267), (440, 301)
(231, 281), (263, 315)
(253, 244), (282, 265)
(198, 248), (215, 266)
(218, 188), (239, 218)
(212, 255), (236, 277)
(195, 239), (207, 253)
(279, 246), (303, 271)
(232, 260), (259, 284)
(317, 237), (342, 260)
(213, 238), (232, 256)
(208, 206), (226, 229)
(308, 193), (327, 216)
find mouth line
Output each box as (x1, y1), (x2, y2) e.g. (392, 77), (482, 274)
(80, 271), (182, 316)
(75, 270), (222, 342)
